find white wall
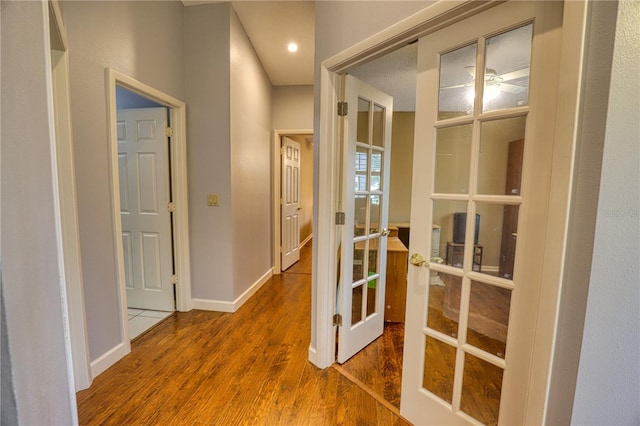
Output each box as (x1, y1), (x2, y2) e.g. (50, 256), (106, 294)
(1, 1), (75, 423)
(570, 1), (640, 423)
(185, 3), (235, 302)
(230, 8), (273, 298)
(273, 85), (314, 130)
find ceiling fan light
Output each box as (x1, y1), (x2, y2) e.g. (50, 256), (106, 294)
(484, 84), (501, 102)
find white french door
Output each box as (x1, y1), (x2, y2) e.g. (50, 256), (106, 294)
(337, 75), (393, 363)
(281, 136), (301, 271)
(401, 2), (564, 425)
(118, 107), (175, 312)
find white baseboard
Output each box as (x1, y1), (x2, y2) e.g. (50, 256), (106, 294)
(90, 342), (129, 379)
(300, 233), (313, 249)
(308, 344), (318, 365)
(192, 298), (236, 312)
(192, 268), (274, 313)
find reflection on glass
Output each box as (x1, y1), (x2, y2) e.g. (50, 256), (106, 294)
(483, 24), (533, 113)
(438, 43), (477, 119)
(357, 97), (370, 143)
(474, 203), (519, 279)
(467, 281), (512, 358)
(423, 336), (456, 403)
(352, 241), (365, 283)
(372, 104), (385, 147)
(461, 353), (503, 425)
(370, 151), (383, 191)
(434, 125), (472, 194)
(352, 284), (364, 325)
(354, 195), (367, 237)
(369, 195), (381, 234)
(366, 278), (377, 317)
(368, 238), (379, 276)
(478, 118), (526, 195)
(355, 146), (369, 192)
(426, 272), (462, 338)
(432, 200), (468, 270)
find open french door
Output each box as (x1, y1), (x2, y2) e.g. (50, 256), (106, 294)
(401, 2), (564, 425)
(336, 75), (393, 363)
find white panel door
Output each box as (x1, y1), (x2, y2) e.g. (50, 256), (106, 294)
(401, 2), (563, 425)
(118, 107), (174, 312)
(337, 75), (393, 363)
(281, 136), (301, 271)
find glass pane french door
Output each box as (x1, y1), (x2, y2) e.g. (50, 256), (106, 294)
(401, 2), (564, 425)
(337, 75), (393, 364)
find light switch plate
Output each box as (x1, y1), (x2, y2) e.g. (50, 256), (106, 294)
(208, 194), (219, 206)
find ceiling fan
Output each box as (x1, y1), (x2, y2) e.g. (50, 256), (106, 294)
(441, 66), (530, 94)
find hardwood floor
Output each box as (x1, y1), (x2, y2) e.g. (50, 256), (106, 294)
(77, 241), (409, 425)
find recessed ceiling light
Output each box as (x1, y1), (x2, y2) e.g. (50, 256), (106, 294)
(287, 43), (298, 53)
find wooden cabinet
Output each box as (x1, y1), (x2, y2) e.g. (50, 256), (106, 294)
(384, 237), (408, 323)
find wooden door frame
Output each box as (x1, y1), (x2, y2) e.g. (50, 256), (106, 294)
(272, 129), (313, 274)
(105, 69), (192, 357)
(312, 0), (590, 421)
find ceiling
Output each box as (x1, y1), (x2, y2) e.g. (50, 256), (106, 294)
(181, 2), (531, 114)
(183, 1), (315, 86)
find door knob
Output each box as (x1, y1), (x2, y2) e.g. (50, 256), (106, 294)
(410, 253), (429, 267)
(381, 228), (391, 236)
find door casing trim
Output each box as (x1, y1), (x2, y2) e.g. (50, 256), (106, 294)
(105, 69), (192, 357)
(272, 129), (313, 275)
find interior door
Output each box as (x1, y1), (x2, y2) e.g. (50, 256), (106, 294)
(118, 107), (174, 312)
(401, 2), (563, 425)
(281, 136), (301, 271)
(337, 75), (393, 363)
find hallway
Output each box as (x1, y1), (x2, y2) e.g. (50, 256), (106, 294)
(77, 242), (409, 425)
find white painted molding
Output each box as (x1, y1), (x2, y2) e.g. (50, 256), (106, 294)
(308, 345), (318, 365)
(300, 233), (313, 249)
(193, 268), (274, 313)
(105, 68), (192, 363)
(90, 342), (129, 379)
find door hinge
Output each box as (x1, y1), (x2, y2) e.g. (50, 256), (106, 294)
(335, 211), (345, 225)
(170, 274), (178, 285)
(337, 101), (348, 117)
(281, 146), (285, 155)
(280, 197), (283, 205)
(333, 313), (342, 327)
(165, 127), (174, 137)
(167, 202), (176, 212)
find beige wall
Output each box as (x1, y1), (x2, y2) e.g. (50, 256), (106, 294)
(288, 135), (314, 244)
(273, 85), (313, 130)
(389, 112), (415, 224)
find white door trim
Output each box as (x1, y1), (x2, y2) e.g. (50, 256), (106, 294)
(106, 69), (192, 351)
(272, 129), (312, 275)
(313, 0), (590, 419)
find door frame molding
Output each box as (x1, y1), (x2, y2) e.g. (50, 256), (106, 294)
(272, 129), (312, 274)
(313, 0), (590, 421)
(105, 69), (193, 352)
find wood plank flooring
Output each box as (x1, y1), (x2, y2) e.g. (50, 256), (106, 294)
(77, 241), (410, 425)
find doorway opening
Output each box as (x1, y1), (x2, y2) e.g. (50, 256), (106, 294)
(331, 42), (418, 412)
(272, 129), (314, 274)
(106, 70), (192, 354)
